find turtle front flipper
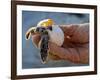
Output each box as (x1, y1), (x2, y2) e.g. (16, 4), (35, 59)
(39, 31), (49, 64)
(25, 27), (37, 40)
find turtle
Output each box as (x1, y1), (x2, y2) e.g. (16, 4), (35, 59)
(25, 19), (64, 64)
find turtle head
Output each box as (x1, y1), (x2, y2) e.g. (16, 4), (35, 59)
(37, 19), (54, 31)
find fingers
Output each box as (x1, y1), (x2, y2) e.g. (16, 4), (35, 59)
(60, 24), (79, 36)
(48, 42), (64, 58)
(32, 34), (41, 47)
(48, 41), (80, 63)
(48, 42), (62, 60)
(49, 41), (89, 64)
(69, 23), (89, 43)
(48, 52), (62, 60)
(60, 23), (89, 43)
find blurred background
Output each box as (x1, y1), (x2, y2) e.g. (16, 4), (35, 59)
(22, 11), (89, 69)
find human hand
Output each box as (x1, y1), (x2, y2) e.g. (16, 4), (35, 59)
(26, 23), (89, 64)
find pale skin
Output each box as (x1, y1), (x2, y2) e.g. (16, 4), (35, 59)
(31, 23), (89, 64)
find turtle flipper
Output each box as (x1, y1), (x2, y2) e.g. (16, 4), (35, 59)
(25, 27), (37, 40)
(39, 31), (49, 63)
(40, 48), (48, 63)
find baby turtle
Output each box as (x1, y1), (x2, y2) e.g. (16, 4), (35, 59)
(25, 19), (64, 64)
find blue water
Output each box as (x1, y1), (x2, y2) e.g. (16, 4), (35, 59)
(22, 11), (89, 69)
